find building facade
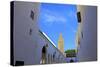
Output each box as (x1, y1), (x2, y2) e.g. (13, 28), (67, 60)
(76, 5), (97, 62)
(39, 31), (66, 64)
(11, 1), (66, 66)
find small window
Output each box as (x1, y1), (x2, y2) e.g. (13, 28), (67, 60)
(77, 12), (81, 23)
(46, 44), (48, 47)
(30, 10), (34, 20)
(81, 32), (83, 38)
(29, 28), (32, 35)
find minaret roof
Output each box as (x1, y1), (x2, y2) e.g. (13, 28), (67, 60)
(58, 33), (64, 41)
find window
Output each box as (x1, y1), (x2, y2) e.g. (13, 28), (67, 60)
(53, 53), (55, 62)
(81, 32), (83, 38)
(77, 12), (81, 23)
(78, 37), (80, 45)
(30, 10), (34, 20)
(41, 46), (47, 64)
(29, 28), (32, 35)
(46, 44), (48, 47)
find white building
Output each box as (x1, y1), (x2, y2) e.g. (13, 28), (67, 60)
(76, 5), (97, 62)
(10, 1), (66, 66)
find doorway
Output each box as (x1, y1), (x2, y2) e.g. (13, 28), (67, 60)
(41, 46), (47, 64)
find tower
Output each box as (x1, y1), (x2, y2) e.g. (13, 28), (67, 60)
(58, 33), (64, 54)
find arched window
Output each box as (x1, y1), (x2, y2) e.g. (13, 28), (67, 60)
(53, 52), (56, 63)
(53, 54), (55, 62)
(41, 46), (47, 64)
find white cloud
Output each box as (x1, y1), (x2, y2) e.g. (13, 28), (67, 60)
(41, 9), (67, 25)
(41, 9), (77, 33)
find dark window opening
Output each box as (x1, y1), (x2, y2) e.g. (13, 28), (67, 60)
(30, 10), (34, 20)
(29, 28), (32, 35)
(42, 46), (46, 53)
(41, 46), (47, 64)
(77, 12), (81, 23)
(53, 52), (56, 62)
(81, 32), (83, 38)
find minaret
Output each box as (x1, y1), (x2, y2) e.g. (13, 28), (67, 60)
(58, 33), (64, 54)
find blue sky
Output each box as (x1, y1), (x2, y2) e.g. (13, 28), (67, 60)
(39, 3), (78, 51)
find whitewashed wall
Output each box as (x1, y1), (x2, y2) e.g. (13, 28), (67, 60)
(13, 1), (40, 65)
(76, 5), (97, 62)
(13, 1), (66, 66)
